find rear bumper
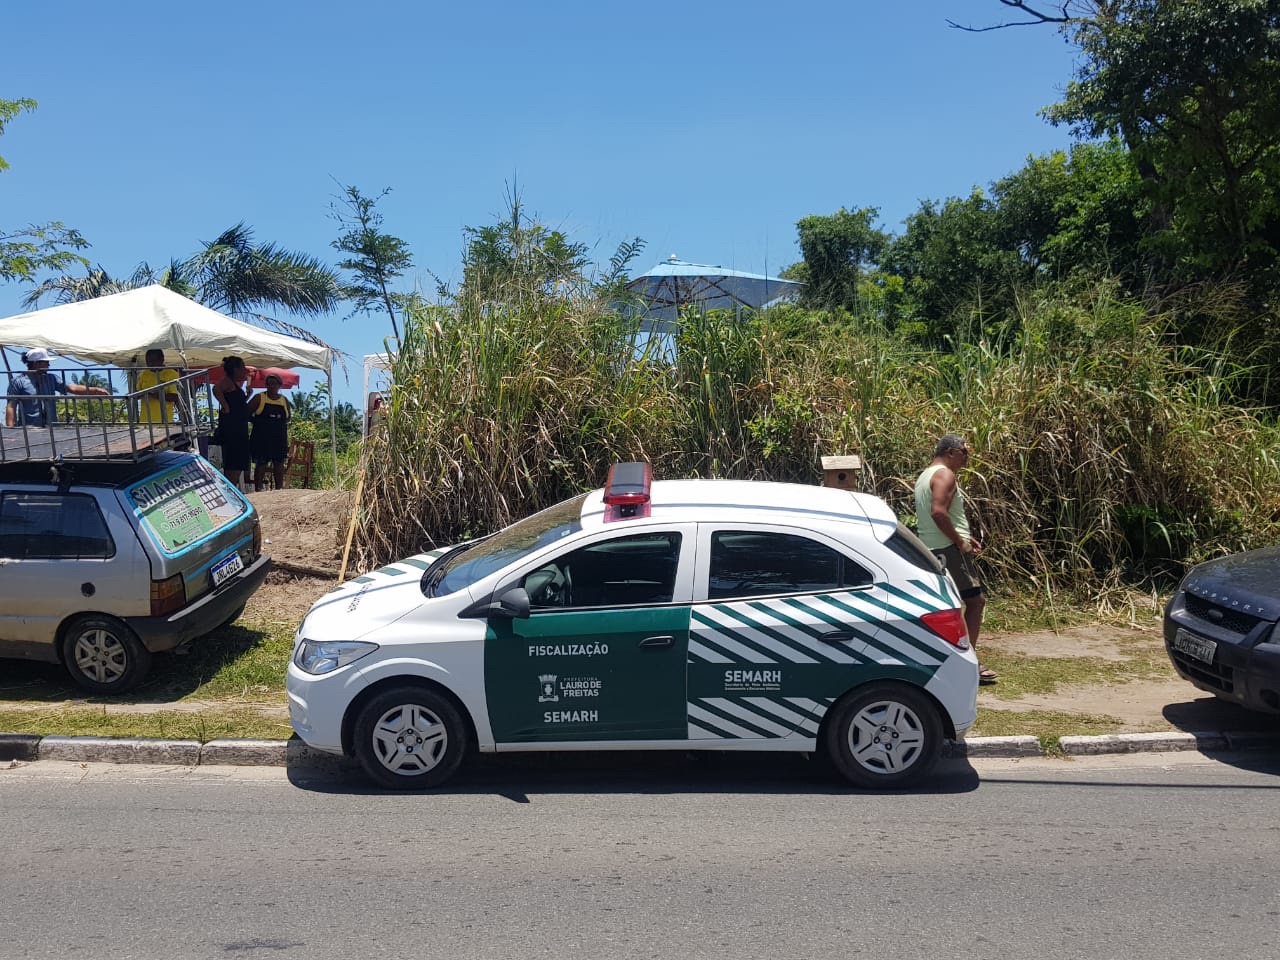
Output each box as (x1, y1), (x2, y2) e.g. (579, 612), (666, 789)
(130, 554), (272, 652)
(1164, 595), (1280, 714)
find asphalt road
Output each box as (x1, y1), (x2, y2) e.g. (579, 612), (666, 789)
(1, 751), (1278, 960)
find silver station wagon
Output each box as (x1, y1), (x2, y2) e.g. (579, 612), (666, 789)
(1, 374), (270, 693)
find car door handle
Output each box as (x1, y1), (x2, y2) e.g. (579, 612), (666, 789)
(819, 630), (857, 644)
(639, 635), (674, 649)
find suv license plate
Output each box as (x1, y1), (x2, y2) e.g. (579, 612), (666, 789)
(211, 552), (245, 588)
(1173, 628), (1217, 664)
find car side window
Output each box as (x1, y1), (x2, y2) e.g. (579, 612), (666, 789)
(708, 530), (871, 600)
(521, 532), (682, 610)
(0, 492), (115, 560)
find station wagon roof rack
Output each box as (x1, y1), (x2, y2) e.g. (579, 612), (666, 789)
(1, 365), (215, 466)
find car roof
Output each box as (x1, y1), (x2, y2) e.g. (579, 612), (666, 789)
(0, 450), (196, 488)
(578, 478), (898, 537)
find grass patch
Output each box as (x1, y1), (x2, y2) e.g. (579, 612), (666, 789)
(972, 706), (1130, 740)
(0, 706), (291, 741)
(983, 587), (1165, 634)
(977, 649), (1171, 701)
(184, 618), (295, 700)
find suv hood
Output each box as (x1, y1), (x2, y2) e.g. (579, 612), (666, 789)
(1183, 545), (1280, 622)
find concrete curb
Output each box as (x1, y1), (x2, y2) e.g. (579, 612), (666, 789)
(4, 732), (1278, 769)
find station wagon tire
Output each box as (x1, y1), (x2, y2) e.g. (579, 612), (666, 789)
(824, 683), (943, 789)
(61, 615), (152, 695)
(353, 686), (468, 790)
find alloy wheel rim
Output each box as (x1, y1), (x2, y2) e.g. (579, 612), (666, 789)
(846, 699), (926, 775)
(73, 629), (127, 684)
(371, 703), (448, 776)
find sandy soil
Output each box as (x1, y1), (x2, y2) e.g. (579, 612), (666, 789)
(244, 489), (1279, 735)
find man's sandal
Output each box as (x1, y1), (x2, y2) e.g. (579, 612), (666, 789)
(979, 666), (999, 684)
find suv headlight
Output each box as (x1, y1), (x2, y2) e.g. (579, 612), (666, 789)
(294, 639), (379, 675)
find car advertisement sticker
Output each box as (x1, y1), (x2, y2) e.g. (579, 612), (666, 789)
(127, 459), (245, 555)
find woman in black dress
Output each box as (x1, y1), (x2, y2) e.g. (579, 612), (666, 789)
(213, 356), (253, 488)
(248, 372), (292, 491)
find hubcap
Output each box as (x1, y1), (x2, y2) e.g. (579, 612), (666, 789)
(846, 699), (926, 775)
(371, 703), (447, 776)
(73, 629), (128, 684)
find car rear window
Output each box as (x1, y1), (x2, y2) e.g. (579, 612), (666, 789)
(125, 457), (247, 556)
(884, 523), (944, 574)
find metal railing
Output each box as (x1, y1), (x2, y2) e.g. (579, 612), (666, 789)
(1, 366), (219, 464)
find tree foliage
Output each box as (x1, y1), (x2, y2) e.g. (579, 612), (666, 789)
(23, 224), (341, 352)
(330, 184), (414, 350)
(0, 97), (90, 285)
(1046, 0), (1280, 287)
(791, 207), (891, 311)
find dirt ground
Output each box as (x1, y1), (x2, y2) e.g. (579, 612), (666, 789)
(245, 490), (1279, 736)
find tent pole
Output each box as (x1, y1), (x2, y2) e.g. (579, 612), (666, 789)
(328, 365), (338, 480)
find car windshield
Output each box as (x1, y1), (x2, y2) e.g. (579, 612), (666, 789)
(425, 494), (588, 597)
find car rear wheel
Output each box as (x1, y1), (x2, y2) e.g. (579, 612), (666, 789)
(352, 686), (468, 790)
(61, 615), (152, 695)
(824, 683), (942, 789)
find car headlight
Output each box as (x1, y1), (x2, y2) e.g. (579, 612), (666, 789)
(294, 639), (379, 675)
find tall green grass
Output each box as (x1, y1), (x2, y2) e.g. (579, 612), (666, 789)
(346, 274), (1280, 600)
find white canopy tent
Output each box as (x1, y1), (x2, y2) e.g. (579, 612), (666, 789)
(0, 284), (339, 473)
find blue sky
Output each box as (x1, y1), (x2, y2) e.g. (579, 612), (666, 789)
(2, 1), (1082, 406)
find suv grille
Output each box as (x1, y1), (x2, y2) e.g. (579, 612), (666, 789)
(1184, 594), (1263, 636)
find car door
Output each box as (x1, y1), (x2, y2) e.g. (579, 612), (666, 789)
(0, 488), (145, 652)
(686, 524), (889, 743)
(485, 525), (696, 743)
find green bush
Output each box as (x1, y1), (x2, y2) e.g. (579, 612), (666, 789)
(347, 276), (1280, 599)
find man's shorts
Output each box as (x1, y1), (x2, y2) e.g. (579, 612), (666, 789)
(932, 544), (985, 600)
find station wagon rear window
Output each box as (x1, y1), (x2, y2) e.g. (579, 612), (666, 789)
(125, 458), (247, 555)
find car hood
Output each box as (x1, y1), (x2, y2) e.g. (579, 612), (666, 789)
(300, 548), (452, 641)
(1183, 545), (1280, 621)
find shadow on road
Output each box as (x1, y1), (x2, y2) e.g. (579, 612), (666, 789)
(1159, 696), (1280, 777)
(1161, 696), (1280, 733)
(285, 749), (982, 799)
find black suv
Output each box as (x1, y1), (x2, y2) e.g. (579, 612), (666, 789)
(1163, 546), (1280, 714)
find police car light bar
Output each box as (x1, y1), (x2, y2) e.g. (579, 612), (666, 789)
(603, 461), (652, 521)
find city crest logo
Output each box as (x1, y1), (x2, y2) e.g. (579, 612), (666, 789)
(538, 674), (559, 703)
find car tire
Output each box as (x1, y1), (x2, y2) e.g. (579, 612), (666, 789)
(61, 614), (153, 695)
(352, 686), (469, 790)
(824, 682), (943, 789)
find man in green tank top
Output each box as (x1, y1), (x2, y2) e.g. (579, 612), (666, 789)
(915, 434), (997, 683)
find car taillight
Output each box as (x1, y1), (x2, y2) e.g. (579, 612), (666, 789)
(253, 521), (262, 558)
(921, 608), (970, 650)
(151, 573), (186, 616)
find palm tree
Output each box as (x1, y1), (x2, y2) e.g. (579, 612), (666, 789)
(21, 224), (342, 352)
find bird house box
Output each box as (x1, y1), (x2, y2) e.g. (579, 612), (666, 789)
(821, 454), (863, 491)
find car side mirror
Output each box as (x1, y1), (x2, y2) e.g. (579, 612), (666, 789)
(489, 587), (531, 620)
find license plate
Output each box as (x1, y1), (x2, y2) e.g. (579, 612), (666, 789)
(1173, 627), (1217, 665)
(210, 552), (245, 587)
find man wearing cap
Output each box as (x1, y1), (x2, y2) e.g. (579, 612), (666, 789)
(915, 434), (998, 684)
(5, 348), (110, 428)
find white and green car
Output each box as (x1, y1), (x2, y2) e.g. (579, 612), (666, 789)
(287, 464), (979, 790)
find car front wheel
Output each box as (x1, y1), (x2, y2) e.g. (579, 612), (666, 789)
(352, 686), (468, 790)
(61, 615), (153, 694)
(824, 683), (943, 789)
